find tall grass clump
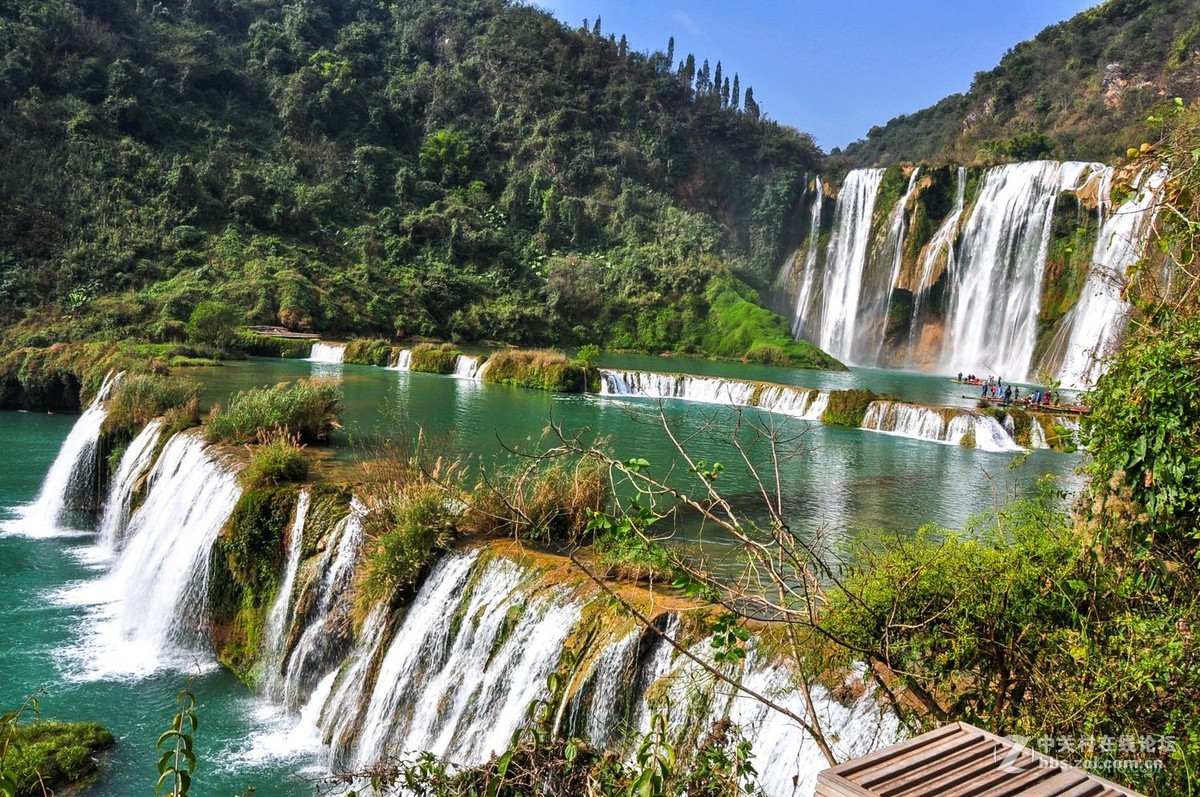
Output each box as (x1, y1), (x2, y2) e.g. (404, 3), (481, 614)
(101, 373), (201, 439)
(480, 349), (587, 392)
(205, 378), (341, 445)
(355, 442), (463, 619)
(463, 458), (609, 543)
(408, 342), (461, 374)
(343, 338), (394, 367)
(240, 431), (310, 489)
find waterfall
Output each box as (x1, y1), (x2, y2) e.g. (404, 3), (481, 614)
(389, 349), (412, 371)
(1056, 168), (1166, 389)
(453, 355), (483, 380)
(812, 169), (886, 360)
(10, 371), (119, 537)
(63, 432), (242, 679)
(636, 640), (897, 795)
(281, 499), (365, 708)
(263, 489), (310, 698)
(907, 167), (967, 363)
(1029, 416), (1048, 449)
(939, 161), (1101, 380)
(348, 551), (581, 767)
(600, 369), (758, 407)
(790, 180), (825, 336)
(599, 369), (830, 422)
(97, 419), (162, 551)
(861, 401), (1024, 452)
(308, 343), (346, 364)
(865, 169), (921, 362)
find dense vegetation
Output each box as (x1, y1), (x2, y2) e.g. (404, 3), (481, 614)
(842, 0), (1200, 166)
(0, 0), (829, 367)
(0, 708), (114, 797)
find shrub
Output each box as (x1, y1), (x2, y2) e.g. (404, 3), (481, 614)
(101, 373), (201, 439)
(185, 301), (241, 351)
(408, 342), (461, 374)
(357, 482), (457, 615)
(481, 349), (588, 393)
(820, 389), (879, 427)
(205, 378), (342, 445)
(237, 331), (314, 359)
(343, 338), (394, 367)
(240, 433), (310, 489)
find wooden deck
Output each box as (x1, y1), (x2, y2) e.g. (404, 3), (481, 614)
(816, 723), (1145, 797)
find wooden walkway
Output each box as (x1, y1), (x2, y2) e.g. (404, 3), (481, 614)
(817, 722), (1145, 797)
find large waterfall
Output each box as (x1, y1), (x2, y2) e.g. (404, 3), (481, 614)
(782, 160), (1158, 386)
(1055, 168), (1167, 389)
(64, 431), (242, 679)
(96, 418), (163, 551)
(938, 161), (1098, 379)
(814, 169), (885, 359)
(34, 413), (901, 793)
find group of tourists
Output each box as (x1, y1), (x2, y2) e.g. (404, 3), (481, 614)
(956, 372), (1061, 408)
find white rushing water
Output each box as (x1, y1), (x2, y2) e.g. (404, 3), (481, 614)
(1056, 168), (1166, 389)
(308, 343), (346, 363)
(790, 179), (825, 336)
(813, 168), (886, 360)
(389, 349), (412, 371)
(281, 499), (365, 708)
(348, 551), (581, 767)
(452, 354), (484, 380)
(939, 161), (1101, 380)
(263, 488), (311, 698)
(864, 169), (921, 362)
(96, 419), (162, 551)
(600, 369), (830, 422)
(861, 401), (1024, 452)
(63, 431), (242, 679)
(8, 371), (120, 537)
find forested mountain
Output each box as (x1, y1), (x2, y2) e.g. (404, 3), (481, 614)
(842, 0), (1200, 166)
(0, 0), (832, 365)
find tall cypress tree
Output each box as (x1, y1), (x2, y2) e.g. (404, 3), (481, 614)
(731, 73), (740, 110)
(666, 36), (675, 66)
(713, 61), (723, 99)
(697, 58), (711, 95)
(722, 77), (730, 107)
(744, 86), (760, 119)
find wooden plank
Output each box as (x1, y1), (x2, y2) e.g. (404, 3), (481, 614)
(874, 738), (999, 795)
(857, 732), (986, 788)
(884, 750), (1011, 796)
(831, 723), (967, 778)
(1020, 771), (1100, 797)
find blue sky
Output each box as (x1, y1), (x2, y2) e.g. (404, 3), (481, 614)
(530, 0), (1096, 150)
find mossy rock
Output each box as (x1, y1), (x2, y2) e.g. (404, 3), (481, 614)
(821, 389), (880, 427)
(237, 332), (313, 359)
(408, 342), (461, 374)
(343, 338), (394, 367)
(3, 721), (115, 796)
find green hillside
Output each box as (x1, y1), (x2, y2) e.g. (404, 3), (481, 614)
(841, 0), (1200, 166)
(0, 0), (833, 366)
